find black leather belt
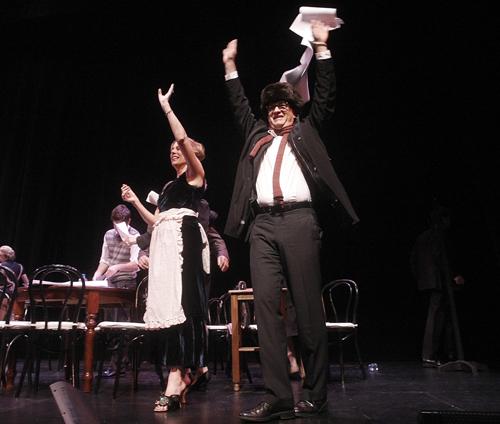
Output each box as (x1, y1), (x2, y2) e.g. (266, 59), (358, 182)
(253, 201), (312, 215)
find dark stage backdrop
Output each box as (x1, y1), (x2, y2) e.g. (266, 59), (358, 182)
(1, 1), (498, 361)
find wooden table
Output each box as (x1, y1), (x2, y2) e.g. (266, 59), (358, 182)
(12, 285), (135, 393)
(229, 288), (287, 391)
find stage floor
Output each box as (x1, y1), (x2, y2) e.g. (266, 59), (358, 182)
(1, 360), (499, 423)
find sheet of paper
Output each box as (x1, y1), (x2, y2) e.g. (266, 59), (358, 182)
(280, 6), (344, 102)
(280, 39), (314, 101)
(146, 190), (159, 206)
(32, 279), (109, 287)
(114, 221), (130, 242)
(290, 7), (344, 41)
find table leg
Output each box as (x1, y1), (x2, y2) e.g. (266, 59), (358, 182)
(12, 299), (23, 321)
(231, 294), (241, 391)
(83, 291), (99, 393)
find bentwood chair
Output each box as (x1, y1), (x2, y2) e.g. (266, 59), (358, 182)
(206, 292), (231, 374)
(15, 264), (87, 397)
(1, 265), (33, 390)
(321, 279), (366, 386)
(94, 276), (165, 398)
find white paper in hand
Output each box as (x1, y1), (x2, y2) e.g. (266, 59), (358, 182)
(146, 190), (159, 206)
(290, 7), (344, 42)
(280, 6), (344, 102)
(114, 221), (130, 242)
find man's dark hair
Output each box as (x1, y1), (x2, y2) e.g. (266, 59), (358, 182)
(260, 82), (304, 116)
(111, 204), (131, 223)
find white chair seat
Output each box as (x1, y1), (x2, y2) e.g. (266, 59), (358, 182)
(0, 320), (34, 330)
(325, 322), (358, 329)
(32, 321), (87, 330)
(95, 321), (146, 331)
(206, 324), (229, 331)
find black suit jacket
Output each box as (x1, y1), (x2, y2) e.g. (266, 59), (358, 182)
(224, 57), (359, 240)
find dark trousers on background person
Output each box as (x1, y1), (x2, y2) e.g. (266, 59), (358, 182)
(249, 207), (328, 404)
(422, 289), (454, 362)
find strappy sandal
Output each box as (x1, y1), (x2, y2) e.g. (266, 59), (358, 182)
(153, 394), (181, 412)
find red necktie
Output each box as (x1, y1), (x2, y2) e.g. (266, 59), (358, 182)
(249, 125), (294, 205)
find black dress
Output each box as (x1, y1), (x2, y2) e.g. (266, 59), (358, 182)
(154, 173), (208, 368)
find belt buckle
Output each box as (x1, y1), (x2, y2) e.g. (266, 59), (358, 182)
(273, 201), (286, 214)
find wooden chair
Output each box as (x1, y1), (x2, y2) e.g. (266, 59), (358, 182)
(321, 279), (366, 386)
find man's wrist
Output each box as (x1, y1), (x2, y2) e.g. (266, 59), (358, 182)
(315, 50), (332, 60)
(225, 70), (239, 81)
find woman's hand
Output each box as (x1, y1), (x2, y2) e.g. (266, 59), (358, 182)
(158, 83), (174, 114)
(121, 184), (139, 205)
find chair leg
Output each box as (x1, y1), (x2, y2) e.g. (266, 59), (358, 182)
(353, 332), (366, 379)
(211, 335), (217, 375)
(131, 334), (143, 392)
(338, 338), (345, 387)
(93, 334), (106, 394)
(34, 350), (42, 394)
(0, 333), (8, 389)
(94, 356), (104, 394)
(70, 332), (80, 388)
(15, 337), (34, 397)
(112, 333), (125, 399)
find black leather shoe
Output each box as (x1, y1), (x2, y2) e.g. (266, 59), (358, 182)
(293, 399), (328, 417)
(239, 401), (295, 422)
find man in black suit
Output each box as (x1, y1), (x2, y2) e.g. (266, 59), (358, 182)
(222, 20), (359, 421)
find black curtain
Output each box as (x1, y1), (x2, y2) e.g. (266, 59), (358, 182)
(1, 1), (498, 361)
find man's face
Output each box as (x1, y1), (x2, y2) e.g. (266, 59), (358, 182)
(170, 141), (186, 167)
(266, 101), (296, 130)
(0, 251), (7, 262)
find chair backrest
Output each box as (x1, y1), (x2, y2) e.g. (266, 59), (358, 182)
(28, 264), (86, 329)
(134, 276), (148, 322)
(207, 292), (230, 326)
(321, 279), (359, 324)
(0, 264), (19, 323)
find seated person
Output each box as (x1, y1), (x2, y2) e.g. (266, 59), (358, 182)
(92, 204), (141, 377)
(92, 204), (140, 289)
(0, 245), (29, 320)
(0, 245), (29, 286)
